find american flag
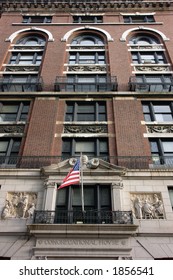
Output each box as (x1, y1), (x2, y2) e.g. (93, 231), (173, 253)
(58, 159), (80, 189)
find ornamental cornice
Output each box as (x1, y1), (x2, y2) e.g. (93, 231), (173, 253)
(0, 1), (172, 13)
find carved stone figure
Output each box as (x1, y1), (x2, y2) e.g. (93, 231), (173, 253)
(134, 197), (143, 219)
(0, 192), (37, 219)
(131, 193), (164, 219)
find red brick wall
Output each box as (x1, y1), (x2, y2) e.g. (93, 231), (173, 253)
(22, 98), (59, 156)
(112, 99), (151, 157)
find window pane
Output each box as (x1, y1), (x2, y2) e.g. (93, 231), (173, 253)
(57, 188), (67, 205)
(1, 105), (18, 113)
(154, 105), (171, 113)
(76, 141), (95, 153)
(150, 141), (159, 152)
(155, 114), (173, 122)
(162, 142), (173, 152)
(100, 187), (110, 207)
(0, 141), (8, 152)
(78, 105), (94, 113)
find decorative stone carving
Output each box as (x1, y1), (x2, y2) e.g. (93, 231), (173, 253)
(44, 181), (57, 188)
(5, 65), (39, 72)
(131, 193), (164, 219)
(64, 124), (107, 134)
(87, 158), (99, 169)
(135, 65), (169, 72)
(68, 65), (106, 72)
(112, 180), (123, 189)
(147, 125), (173, 133)
(0, 125), (25, 134)
(130, 45), (163, 50)
(1, 192), (37, 219)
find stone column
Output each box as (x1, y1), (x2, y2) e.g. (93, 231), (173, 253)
(43, 180), (57, 210)
(112, 179), (123, 211)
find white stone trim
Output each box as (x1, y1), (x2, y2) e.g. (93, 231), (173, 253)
(61, 26), (114, 42)
(6, 27), (54, 42)
(120, 27), (169, 42)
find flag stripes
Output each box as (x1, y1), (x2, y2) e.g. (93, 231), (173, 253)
(58, 159), (80, 189)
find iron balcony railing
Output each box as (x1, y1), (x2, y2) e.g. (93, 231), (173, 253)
(54, 76), (118, 92)
(0, 155), (173, 169)
(129, 76), (173, 92)
(33, 210), (133, 225)
(0, 77), (43, 92)
(0, 0), (143, 4)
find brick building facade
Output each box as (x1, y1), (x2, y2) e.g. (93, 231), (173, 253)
(0, 0), (173, 260)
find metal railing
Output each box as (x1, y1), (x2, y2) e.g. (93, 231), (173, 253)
(54, 76), (118, 92)
(129, 76), (173, 92)
(33, 210), (133, 224)
(0, 77), (43, 92)
(0, 155), (173, 169)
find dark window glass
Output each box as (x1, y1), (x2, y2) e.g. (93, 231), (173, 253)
(23, 16), (52, 24)
(150, 139), (173, 165)
(73, 16), (103, 23)
(124, 15), (155, 23)
(65, 102), (107, 122)
(0, 102), (30, 122)
(62, 138), (108, 159)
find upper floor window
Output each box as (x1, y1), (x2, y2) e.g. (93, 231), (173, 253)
(62, 138), (108, 159)
(69, 52), (105, 65)
(9, 52), (43, 66)
(168, 187), (173, 210)
(15, 35), (46, 47)
(131, 51), (166, 65)
(22, 16), (52, 24)
(124, 15), (155, 23)
(65, 101), (107, 122)
(143, 102), (173, 122)
(132, 74), (173, 92)
(0, 138), (21, 164)
(1, 75), (42, 92)
(0, 101), (30, 122)
(73, 15), (103, 23)
(150, 138), (173, 165)
(129, 34), (159, 45)
(71, 34), (104, 46)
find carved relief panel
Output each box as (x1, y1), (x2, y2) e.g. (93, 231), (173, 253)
(1, 192), (37, 219)
(130, 193), (164, 219)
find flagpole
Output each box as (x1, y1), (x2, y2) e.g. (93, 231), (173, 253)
(80, 152), (85, 212)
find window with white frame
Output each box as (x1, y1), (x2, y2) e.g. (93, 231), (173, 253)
(150, 138), (173, 165)
(0, 101), (30, 122)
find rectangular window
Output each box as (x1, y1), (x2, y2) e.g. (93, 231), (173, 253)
(132, 52), (166, 64)
(56, 185), (111, 223)
(69, 52), (105, 65)
(62, 138), (108, 159)
(150, 139), (173, 165)
(65, 101), (107, 122)
(168, 187), (173, 210)
(0, 138), (21, 165)
(22, 16), (52, 24)
(124, 15), (155, 23)
(9, 52), (43, 66)
(135, 75), (173, 92)
(142, 102), (173, 122)
(0, 101), (30, 122)
(1, 75), (40, 92)
(73, 16), (103, 23)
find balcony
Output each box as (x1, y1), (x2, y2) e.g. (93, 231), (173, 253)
(33, 210), (133, 225)
(0, 77), (43, 92)
(129, 76), (173, 92)
(54, 76), (118, 92)
(0, 155), (173, 169)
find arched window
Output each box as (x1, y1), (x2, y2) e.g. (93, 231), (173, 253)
(0, 34), (46, 92)
(129, 34), (159, 45)
(128, 33), (173, 92)
(54, 33), (117, 92)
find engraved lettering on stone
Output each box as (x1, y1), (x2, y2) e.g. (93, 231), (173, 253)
(1, 192), (37, 219)
(36, 238), (127, 248)
(131, 193), (164, 219)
